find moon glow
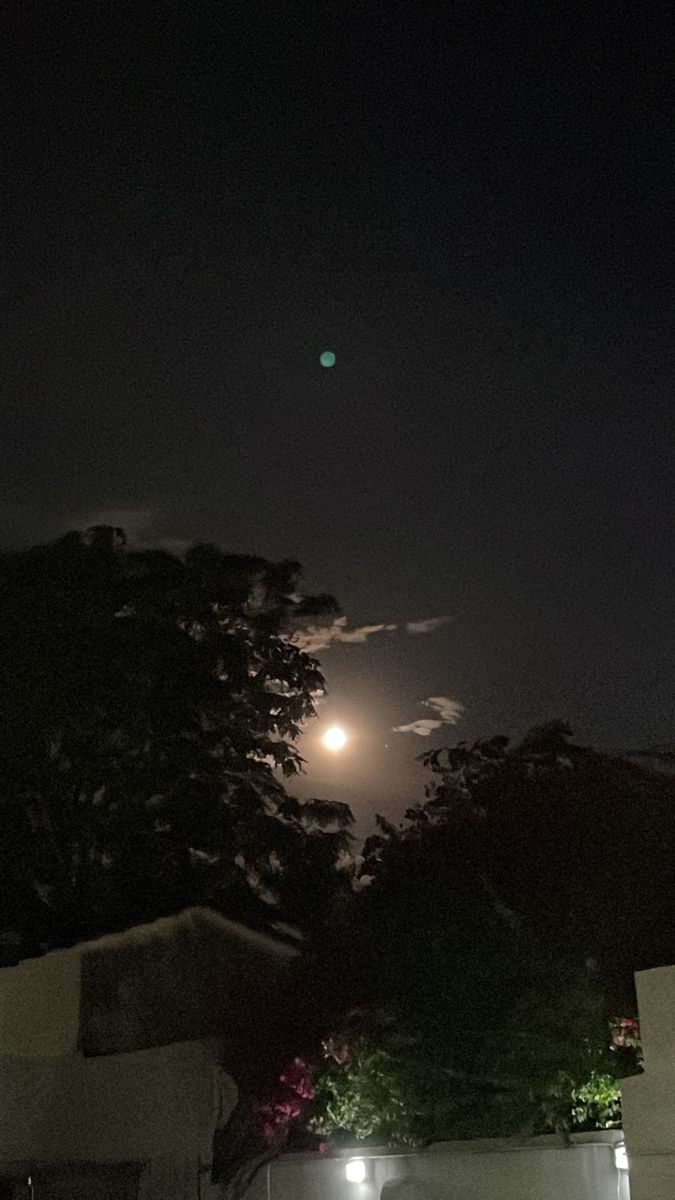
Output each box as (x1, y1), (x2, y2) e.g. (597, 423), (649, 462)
(323, 725), (347, 751)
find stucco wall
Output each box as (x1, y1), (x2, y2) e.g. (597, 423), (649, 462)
(0, 1041), (628, 1200)
(243, 1135), (629, 1200)
(621, 963), (675, 1200)
(0, 946), (81, 1057)
(0, 1040), (230, 1163)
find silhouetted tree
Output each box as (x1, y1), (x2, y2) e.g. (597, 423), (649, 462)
(0, 527), (353, 958)
(307, 723), (666, 1148)
(371, 721), (675, 992)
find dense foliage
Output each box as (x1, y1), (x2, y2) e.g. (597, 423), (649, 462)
(0, 526), (352, 958)
(210, 721), (666, 1174)
(311, 1051), (628, 1147)
(571, 1073), (622, 1130)
(307, 975), (640, 1148)
(303, 723), (667, 1150)
(364, 721), (675, 994)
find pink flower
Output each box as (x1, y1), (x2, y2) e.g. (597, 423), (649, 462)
(279, 1057), (315, 1101)
(275, 1100), (302, 1120)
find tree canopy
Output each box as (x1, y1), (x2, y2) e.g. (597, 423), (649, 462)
(402, 721), (675, 988)
(0, 526), (353, 959)
(305, 722), (671, 1149)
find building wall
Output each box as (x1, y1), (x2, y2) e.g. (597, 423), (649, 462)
(243, 1135), (629, 1200)
(0, 1040), (234, 1200)
(0, 946), (80, 1058)
(0, 1040), (226, 1162)
(0, 1042), (629, 1200)
(621, 963), (675, 1200)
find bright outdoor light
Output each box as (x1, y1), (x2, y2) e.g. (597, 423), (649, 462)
(323, 725), (347, 751)
(614, 1142), (629, 1170)
(319, 350), (336, 367)
(345, 1159), (366, 1183)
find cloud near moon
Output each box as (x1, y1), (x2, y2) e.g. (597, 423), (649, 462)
(423, 696), (464, 722)
(393, 695), (464, 736)
(290, 614), (452, 653)
(405, 616), (454, 635)
(393, 718), (444, 737)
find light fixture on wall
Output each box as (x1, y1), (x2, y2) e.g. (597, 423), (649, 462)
(614, 1142), (629, 1170)
(345, 1158), (367, 1183)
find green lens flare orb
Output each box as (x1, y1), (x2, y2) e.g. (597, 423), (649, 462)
(319, 350), (336, 368)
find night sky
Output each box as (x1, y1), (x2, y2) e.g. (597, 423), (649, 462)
(3, 2), (673, 824)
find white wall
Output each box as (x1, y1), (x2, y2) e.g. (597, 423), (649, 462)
(0, 1040), (231, 1163)
(0, 1039), (236, 1200)
(0, 1044), (629, 1200)
(0, 946), (80, 1057)
(243, 1135), (629, 1200)
(621, 963), (675, 1200)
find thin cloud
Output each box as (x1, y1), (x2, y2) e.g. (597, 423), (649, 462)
(424, 696), (464, 723)
(292, 613), (453, 653)
(393, 719), (443, 737)
(291, 616), (397, 654)
(394, 695), (464, 736)
(406, 616), (453, 635)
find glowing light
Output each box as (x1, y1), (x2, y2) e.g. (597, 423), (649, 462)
(319, 350), (336, 367)
(345, 1159), (366, 1183)
(323, 725), (347, 751)
(614, 1143), (629, 1170)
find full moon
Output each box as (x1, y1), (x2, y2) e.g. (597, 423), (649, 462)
(323, 725), (347, 751)
(319, 350), (336, 368)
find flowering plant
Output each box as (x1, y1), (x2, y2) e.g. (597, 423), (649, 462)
(258, 1058), (315, 1145)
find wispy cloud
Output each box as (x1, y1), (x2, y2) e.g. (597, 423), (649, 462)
(393, 695), (464, 737)
(423, 696), (464, 723)
(291, 616), (397, 653)
(393, 718), (444, 737)
(406, 616), (453, 635)
(292, 613), (452, 654)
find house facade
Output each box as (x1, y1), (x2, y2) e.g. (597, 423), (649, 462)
(0, 908), (297, 1200)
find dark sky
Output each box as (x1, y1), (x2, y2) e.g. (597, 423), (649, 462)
(3, 1), (674, 823)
